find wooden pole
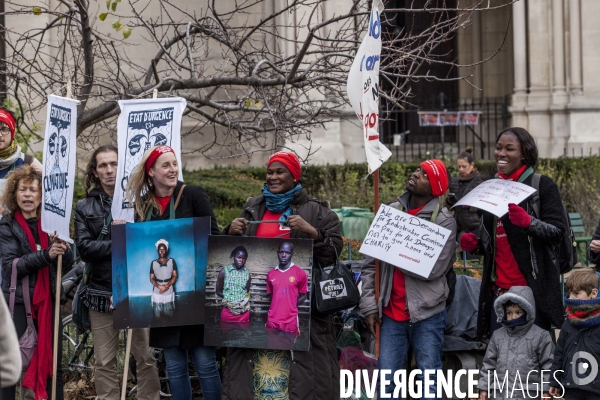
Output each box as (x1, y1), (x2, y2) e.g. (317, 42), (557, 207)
(51, 254), (62, 399)
(120, 331), (133, 400)
(374, 169), (381, 358)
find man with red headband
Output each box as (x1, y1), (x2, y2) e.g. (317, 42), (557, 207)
(0, 108), (41, 208)
(360, 159), (457, 399)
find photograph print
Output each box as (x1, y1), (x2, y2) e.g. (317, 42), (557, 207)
(203, 236), (313, 351)
(112, 217), (211, 329)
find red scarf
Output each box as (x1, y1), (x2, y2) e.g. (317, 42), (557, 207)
(497, 164), (527, 181)
(14, 210), (53, 400)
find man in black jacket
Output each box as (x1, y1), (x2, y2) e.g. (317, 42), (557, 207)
(74, 145), (160, 400)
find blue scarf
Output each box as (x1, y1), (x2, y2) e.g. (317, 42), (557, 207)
(262, 183), (303, 223)
(502, 312), (528, 330)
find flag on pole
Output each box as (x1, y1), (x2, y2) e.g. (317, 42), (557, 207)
(112, 98), (186, 222)
(41, 95), (78, 243)
(346, 0), (391, 174)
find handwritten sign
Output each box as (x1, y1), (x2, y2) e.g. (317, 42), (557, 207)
(359, 204), (451, 278)
(453, 179), (536, 217)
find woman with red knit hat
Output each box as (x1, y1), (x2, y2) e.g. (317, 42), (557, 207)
(126, 145), (222, 400)
(460, 127), (566, 341)
(222, 151), (343, 400)
(0, 108), (41, 206)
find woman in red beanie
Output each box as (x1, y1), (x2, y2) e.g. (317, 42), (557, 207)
(0, 108), (41, 207)
(222, 151), (343, 400)
(460, 127), (566, 341)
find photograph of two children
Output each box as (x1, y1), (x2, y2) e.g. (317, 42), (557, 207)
(111, 217), (312, 351)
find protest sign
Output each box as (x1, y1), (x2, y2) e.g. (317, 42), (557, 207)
(346, 0), (391, 174)
(453, 179), (536, 217)
(41, 95), (78, 243)
(359, 204), (451, 278)
(112, 98), (186, 222)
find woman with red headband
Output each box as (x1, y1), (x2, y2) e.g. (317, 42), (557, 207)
(126, 145), (221, 400)
(222, 151), (343, 400)
(0, 108), (41, 194)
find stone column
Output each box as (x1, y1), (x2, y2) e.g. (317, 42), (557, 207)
(569, 0), (582, 93)
(552, 0), (566, 92)
(512, 0), (527, 96)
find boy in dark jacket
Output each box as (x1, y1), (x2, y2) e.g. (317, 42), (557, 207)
(550, 268), (600, 400)
(477, 286), (554, 400)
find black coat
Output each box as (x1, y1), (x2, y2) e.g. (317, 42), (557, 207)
(143, 181), (220, 348)
(0, 213), (73, 305)
(74, 188), (113, 291)
(221, 189), (343, 400)
(446, 171), (484, 235)
(474, 173), (566, 340)
(551, 320), (600, 395)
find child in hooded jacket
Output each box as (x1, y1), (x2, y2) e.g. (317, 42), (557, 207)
(550, 268), (600, 400)
(478, 286), (554, 400)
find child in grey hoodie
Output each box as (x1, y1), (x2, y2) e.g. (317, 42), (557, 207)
(478, 286), (555, 400)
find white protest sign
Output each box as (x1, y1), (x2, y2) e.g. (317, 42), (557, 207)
(112, 98), (186, 222)
(41, 95), (78, 243)
(346, 0), (391, 174)
(453, 179), (536, 218)
(359, 204), (451, 278)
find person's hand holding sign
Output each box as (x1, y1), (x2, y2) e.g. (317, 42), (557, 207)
(228, 218), (248, 235)
(48, 233), (68, 259)
(460, 233), (479, 252)
(508, 203), (531, 229)
(287, 215), (319, 239)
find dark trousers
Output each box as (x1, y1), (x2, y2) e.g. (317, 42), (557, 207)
(1, 303), (64, 400)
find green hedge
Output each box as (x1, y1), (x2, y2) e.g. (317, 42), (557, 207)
(72, 157), (600, 234)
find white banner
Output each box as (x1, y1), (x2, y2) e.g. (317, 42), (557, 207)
(41, 95), (78, 243)
(453, 179), (536, 218)
(359, 204), (451, 278)
(346, 0), (391, 174)
(112, 98), (187, 222)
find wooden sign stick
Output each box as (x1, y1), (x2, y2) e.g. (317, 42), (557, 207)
(51, 253), (62, 399)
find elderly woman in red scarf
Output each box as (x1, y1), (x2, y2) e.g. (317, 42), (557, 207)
(0, 165), (72, 400)
(222, 151), (343, 400)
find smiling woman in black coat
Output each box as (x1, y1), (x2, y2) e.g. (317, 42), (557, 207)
(460, 128), (566, 340)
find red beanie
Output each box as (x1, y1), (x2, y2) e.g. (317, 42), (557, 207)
(267, 151), (301, 181)
(419, 159), (449, 197)
(0, 110), (16, 140)
(145, 146), (175, 174)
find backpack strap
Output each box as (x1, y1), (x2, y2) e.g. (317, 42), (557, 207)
(174, 184), (186, 210)
(9, 258), (32, 324)
(531, 173), (541, 218)
(24, 154), (34, 165)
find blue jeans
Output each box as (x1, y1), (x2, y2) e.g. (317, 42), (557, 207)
(162, 345), (221, 400)
(378, 311), (446, 400)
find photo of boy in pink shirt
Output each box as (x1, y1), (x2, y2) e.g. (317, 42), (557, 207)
(265, 242), (308, 334)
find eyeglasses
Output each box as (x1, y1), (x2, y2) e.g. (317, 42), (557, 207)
(0, 127), (11, 136)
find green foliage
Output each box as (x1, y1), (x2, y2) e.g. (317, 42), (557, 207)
(69, 156), (600, 234)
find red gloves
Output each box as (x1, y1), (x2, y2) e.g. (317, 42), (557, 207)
(508, 203), (531, 228)
(460, 233), (479, 252)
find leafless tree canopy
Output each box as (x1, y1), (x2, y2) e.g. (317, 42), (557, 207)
(2, 0), (513, 160)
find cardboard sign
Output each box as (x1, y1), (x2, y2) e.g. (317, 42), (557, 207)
(453, 179), (536, 217)
(41, 95), (78, 243)
(359, 204), (451, 278)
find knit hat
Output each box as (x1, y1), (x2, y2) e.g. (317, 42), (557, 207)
(267, 151), (301, 181)
(0, 109), (16, 140)
(419, 159), (449, 197)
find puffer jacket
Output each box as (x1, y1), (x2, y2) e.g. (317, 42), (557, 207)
(221, 189), (343, 400)
(360, 193), (457, 323)
(0, 213), (73, 305)
(477, 286), (555, 398)
(473, 172), (566, 340)
(74, 188), (113, 292)
(550, 299), (600, 395)
(446, 171), (484, 235)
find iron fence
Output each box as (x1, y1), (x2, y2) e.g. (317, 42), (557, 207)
(380, 96), (511, 162)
